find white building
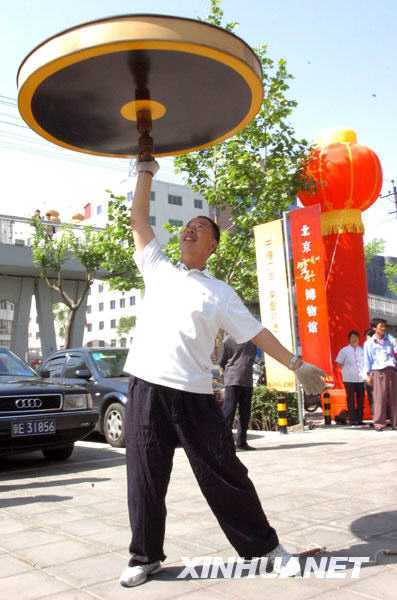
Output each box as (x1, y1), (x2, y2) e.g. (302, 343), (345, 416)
(0, 300), (14, 348)
(83, 177), (208, 348)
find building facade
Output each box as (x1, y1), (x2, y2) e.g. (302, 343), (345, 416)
(0, 300), (14, 347)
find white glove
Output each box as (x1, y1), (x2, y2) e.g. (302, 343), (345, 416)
(135, 160), (159, 177)
(295, 362), (326, 395)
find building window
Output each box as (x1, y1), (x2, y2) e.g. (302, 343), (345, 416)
(98, 284), (104, 293)
(110, 300), (116, 310)
(111, 339), (117, 347)
(120, 298), (125, 308)
(194, 198), (203, 209)
(149, 216), (156, 226)
(87, 323), (92, 332)
(87, 305), (91, 314)
(36, 332), (40, 339)
(127, 191), (133, 203)
(0, 319), (10, 332)
(110, 319), (116, 329)
(150, 191), (155, 201)
(99, 321), (104, 330)
(120, 338), (127, 348)
(96, 205), (102, 215)
(168, 194), (182, 206)
(99, 340), (105, 347)
(99, 302), (104, 312)
(129, 296), (135, 306)
(169, 219), (183, 227)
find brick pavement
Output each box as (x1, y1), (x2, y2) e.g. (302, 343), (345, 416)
(1, 425), (397, 599)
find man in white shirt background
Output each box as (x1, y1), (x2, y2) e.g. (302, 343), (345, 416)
(364, 318), (397, 431)
(120, 158), (326, 587)
(336, 330), (365, 426)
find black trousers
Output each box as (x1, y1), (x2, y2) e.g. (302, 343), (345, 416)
(344, 382), (365, 423)
(125, 376), (278, 565)
(223, 385), (253, 447)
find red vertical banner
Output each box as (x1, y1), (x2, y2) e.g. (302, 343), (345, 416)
(290, 205), (332, 374)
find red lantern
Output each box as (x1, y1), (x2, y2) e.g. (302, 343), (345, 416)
(299, 130), (382, 235)
(297, 130), (383, 401)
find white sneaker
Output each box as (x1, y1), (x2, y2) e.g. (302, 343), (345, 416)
(264, 543), (301, 577)
(119, 561), (162, 587)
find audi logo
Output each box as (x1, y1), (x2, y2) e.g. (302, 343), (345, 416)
(15, 398), (43, 409)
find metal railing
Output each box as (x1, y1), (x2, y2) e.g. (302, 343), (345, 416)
(368, 294), (397, 318)
(0, 213), (102, 246)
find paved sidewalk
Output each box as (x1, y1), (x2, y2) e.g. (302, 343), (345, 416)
(1, 425), (397, 599)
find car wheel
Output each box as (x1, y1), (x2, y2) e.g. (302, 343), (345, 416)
(103, 403), (125, 448)
(42, 444), (74, 461)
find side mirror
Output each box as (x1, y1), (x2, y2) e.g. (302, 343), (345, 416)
(39, 368), (50, 379)
(74, 369), (91, 379)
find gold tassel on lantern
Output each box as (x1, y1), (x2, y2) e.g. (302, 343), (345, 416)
(320, 209), (364, 236)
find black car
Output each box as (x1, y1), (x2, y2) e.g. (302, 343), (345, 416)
(0, 347), (97, 461)
(40, 348), (130, 448)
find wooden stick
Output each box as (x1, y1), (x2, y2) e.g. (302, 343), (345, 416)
(137, 109), (153, 161)
(298, 548), (323, 557)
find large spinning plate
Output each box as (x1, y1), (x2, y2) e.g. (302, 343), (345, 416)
(17, 14), (263, 157)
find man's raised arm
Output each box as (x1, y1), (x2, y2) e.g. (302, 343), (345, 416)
(130, 161), (159, 252)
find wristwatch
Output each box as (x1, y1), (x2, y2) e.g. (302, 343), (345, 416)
(288, 355), (303, 371)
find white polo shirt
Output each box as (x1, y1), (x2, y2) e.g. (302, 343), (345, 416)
(124, 239), (263, 394)
(335, 344), (365, 383)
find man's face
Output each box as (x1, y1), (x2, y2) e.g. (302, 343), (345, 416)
(180, 217), (218, 258)
(349, 334), (359, 346)
(375, 322), (386, 338)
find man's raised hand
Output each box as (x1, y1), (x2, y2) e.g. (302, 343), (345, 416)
(135, 160), (160, 177)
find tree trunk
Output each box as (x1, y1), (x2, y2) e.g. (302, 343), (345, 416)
(64, 308), (77, 349)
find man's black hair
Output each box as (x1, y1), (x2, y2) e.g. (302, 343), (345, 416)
(370, 317), (387, 328)
(364, 328), (374, 337)
(188, 216), (220, 243)
(348, 330), (360, 340)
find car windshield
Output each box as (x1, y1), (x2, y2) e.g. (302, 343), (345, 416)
(89, 350), (129, 378)
(0, 349), (37, 377)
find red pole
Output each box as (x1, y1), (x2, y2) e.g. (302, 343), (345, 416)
(322, 230), (369, 387)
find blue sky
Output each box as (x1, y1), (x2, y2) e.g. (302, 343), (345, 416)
(0, 1), (396, 247)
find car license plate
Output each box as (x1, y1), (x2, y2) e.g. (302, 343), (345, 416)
(11, 419), (56, 437)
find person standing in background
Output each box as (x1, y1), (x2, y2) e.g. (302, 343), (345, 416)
(364, 328), (375, 414)
(364, 318), (397, 431)
(336, 330), (365, 425)
(220, 335), (257, 450)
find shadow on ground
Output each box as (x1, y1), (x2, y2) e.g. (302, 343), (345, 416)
(147, 511), (397, 584)
(0, 444), (125, 478)
(238, 442), (347, 452)
(0, 494), (74, 509)
(0, 475), (110, 493)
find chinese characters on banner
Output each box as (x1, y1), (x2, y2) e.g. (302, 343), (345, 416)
(290, 205), (332, 374)
(254, 220), (296, 392)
